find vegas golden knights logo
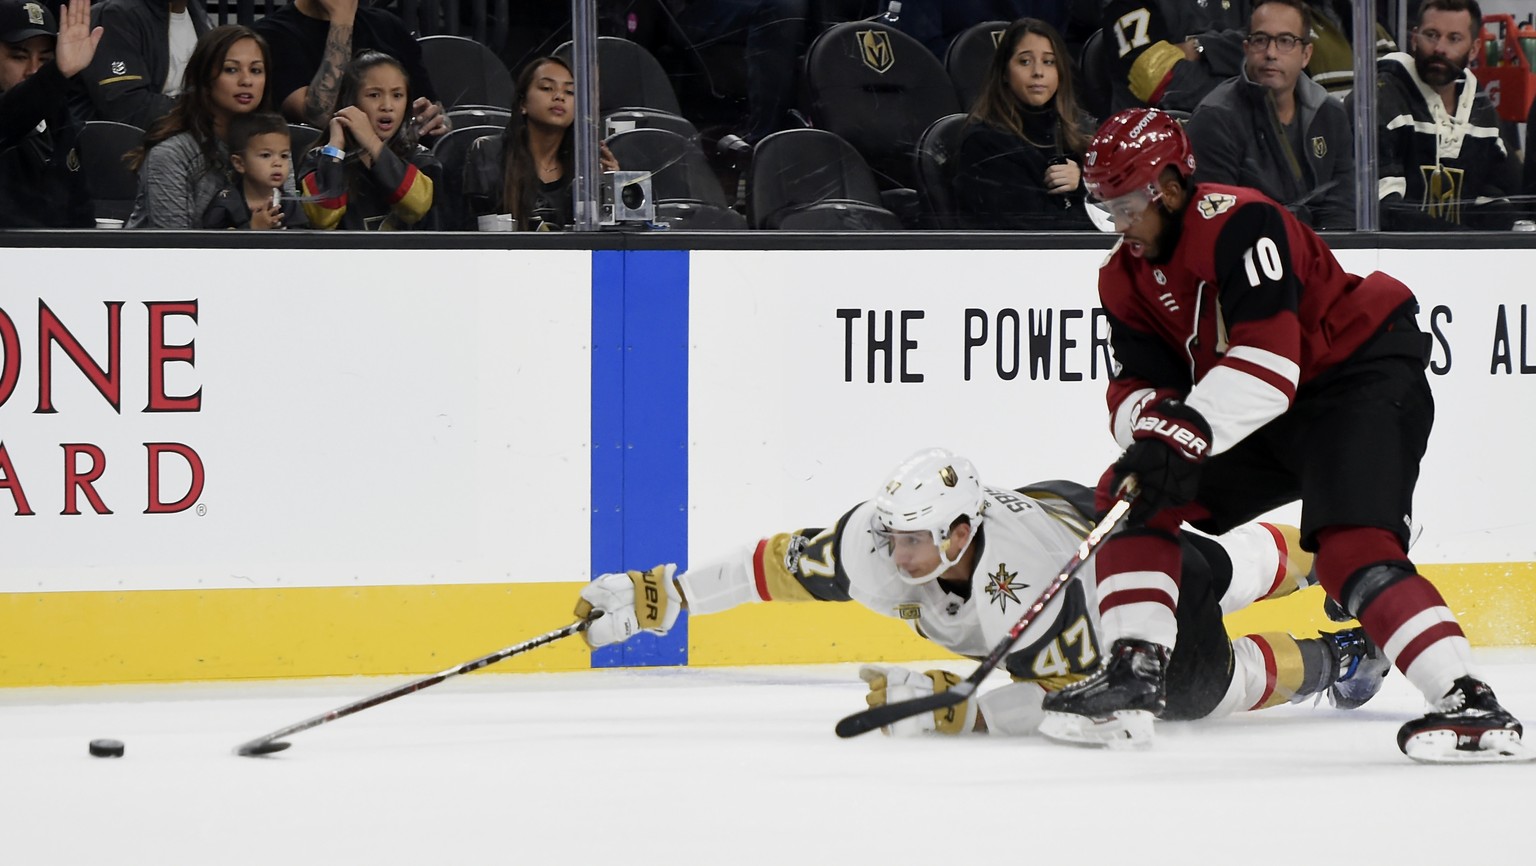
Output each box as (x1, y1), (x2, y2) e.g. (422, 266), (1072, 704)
(1311, 136), (1327, 159)
(990, 29), (1005, 48)
(939, 465), (958, 487)
(1420, 164), (1465, 224)
(857, 30), (895, 73)
(24, 2), (45, 24)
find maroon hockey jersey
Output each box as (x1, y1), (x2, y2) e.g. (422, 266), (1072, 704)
(1099, 184), (1414, 456)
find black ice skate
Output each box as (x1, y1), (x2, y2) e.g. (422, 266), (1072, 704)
(1323, 628), (1390, 710)
(1397, 677), (1533, 764)
(1038, 638), (1168, 749)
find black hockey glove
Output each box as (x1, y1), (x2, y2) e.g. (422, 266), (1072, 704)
(1112, 399), (1212, 521)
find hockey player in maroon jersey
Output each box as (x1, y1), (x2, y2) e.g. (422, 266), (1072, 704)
(1039, 107), (1527, 762)
(574, 447), (1390, 739)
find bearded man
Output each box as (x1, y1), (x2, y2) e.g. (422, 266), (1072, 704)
(1348, 0), (1520, 230)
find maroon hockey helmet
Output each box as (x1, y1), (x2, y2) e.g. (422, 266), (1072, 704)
(1082, 108), (1197, 203)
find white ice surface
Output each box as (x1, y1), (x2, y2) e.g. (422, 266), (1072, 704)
(4, 650), (1534, 866)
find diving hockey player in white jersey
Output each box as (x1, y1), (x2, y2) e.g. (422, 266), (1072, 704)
(575, 448), (1389, 740)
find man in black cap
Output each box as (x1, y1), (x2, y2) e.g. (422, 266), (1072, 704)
(0, 0), (102, 227)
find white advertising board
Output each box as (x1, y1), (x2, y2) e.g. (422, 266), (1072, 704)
(688, 247), (1536, 570)
(0, 248), (593, 591)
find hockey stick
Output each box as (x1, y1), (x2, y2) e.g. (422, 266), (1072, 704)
(233, 616), (596, 757)
(834, 495), (1133, 738)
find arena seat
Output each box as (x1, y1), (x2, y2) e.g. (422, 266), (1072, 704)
(430, 124), (501, 230)
(76, 120), (144, 222)
(418, 34), (516, 110)
(944, 20), (1009, 112)
(801, 21), (961, 191)
(1077, 28), (1112, 121)
(747, 127), (900, 229)
(554, 36), (683, 116)
(912, 113), (968, 229)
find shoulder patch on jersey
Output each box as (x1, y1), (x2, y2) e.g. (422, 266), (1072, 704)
(1197, 192), (1238, 219)
(983, 563), (1028, 613)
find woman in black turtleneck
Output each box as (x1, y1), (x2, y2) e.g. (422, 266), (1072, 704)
(952, 17), (1094, 231)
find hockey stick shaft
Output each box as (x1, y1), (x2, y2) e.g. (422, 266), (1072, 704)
(234, 617), (593, 756)
(834, 495), (1133, 738)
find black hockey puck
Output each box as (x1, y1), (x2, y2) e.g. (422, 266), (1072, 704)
(88, 738), (125, 758)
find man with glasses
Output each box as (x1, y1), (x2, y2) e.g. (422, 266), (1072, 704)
(1348, 0), (1519, 230)
(1042, 107), (1528, 763)
(1185, 0), (1353, 230)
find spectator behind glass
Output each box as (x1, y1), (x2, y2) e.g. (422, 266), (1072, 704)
(299, 50), (440, 231)
(1099, 0), (1247, 113)
(78, 0), (211, 129)
(254, 0), (446, 138)
(1347, 0), (1520, 230)
(1184, 0), (1354, 230)
(202, 111), (307, 229)
(0, 0), (101, 228)
(462, 56), (619, 232)
(1301, 0), (1395, 97)
(952, 17), (1093, 230)
(125, 24), (270, 228)
(896, 0), (1071, 58)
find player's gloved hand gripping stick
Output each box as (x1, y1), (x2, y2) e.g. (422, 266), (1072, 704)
(835, 493), (1134, 738)
(233, 615), (598, 757)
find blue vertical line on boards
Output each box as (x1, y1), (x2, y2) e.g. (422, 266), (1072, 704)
(590, 249), (690, 668)
(590, 249), (627, 669)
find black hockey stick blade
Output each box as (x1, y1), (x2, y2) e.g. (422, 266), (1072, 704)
(835, 686), (970, 738)
(833, 495), (1132, 739)
(232, 616), (594, 757)
(237, 740), (291, 757)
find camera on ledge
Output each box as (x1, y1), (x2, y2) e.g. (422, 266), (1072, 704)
(599, 170), (655, 226)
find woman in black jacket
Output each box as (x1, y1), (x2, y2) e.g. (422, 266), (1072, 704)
(462, 55), (616, 231)
(953, 18), (1094, 231)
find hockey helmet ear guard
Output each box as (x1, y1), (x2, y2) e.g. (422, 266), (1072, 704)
(870, 448), (986, 585)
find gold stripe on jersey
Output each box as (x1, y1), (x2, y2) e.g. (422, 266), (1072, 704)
(756, 533), (823, 602)
(1022, 491), (1093, 538)
(1253, 632), (1307, 708)
(1032, 672), (1090, 693)
(1264, 524), (1314, 600)
(1129, 40), (1185, 103)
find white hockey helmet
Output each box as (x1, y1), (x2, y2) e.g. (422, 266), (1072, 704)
(870, 448), (987, 585)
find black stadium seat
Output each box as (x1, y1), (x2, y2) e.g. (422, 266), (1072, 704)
(1077, 29), (1112, 122)
(418, 35), (516, 110)
(912, 113), (968, 229)
(747, 128), (900, 230)
(944, 20), (1009, 113)
(555, 36), (683, 116)
(605, 127), (746, 228)
(76, 120), (144, 222)
(431, 124), (501, 230)
(801, 21), (961, 190)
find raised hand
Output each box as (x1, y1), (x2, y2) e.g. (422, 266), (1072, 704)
(55, 0), (104, 79)
(411, 97), (449, 138)
(335, 106), (382, 158)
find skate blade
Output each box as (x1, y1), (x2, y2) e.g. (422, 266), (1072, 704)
(1402, 729), (1536, 764)
(1038, 710), (1155, 749)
